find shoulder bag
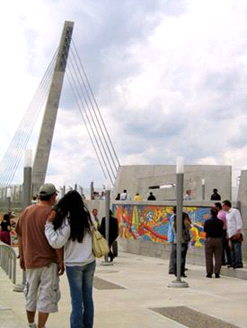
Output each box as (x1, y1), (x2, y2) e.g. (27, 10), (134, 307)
(91, 225), (110, 258)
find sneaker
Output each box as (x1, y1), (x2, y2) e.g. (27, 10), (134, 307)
(28, 324), (37, 328)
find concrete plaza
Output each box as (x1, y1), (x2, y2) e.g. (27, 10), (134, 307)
(0, 252), (247, 328)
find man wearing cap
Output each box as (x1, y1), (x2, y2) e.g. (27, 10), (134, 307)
(16, 183), (63, 328)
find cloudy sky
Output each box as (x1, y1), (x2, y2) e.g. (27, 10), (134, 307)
(1, 0), (247, 191)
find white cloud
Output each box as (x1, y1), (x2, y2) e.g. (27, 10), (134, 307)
(1, 0), (247, 189)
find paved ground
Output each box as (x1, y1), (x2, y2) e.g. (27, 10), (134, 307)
(0, 252), (247, 328)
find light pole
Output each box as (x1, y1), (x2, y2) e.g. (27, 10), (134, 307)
(168, 157), (189, 288)
(14, 149), (32, 292)
(78, 185), (83, 196)
(23, 150), (32, 208)
(202, 179), (205, 200)
(6, 187), (11, 210)
(102, 180), (113, 266)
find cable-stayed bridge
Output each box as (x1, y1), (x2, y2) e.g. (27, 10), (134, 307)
(0, 20), (120, 201)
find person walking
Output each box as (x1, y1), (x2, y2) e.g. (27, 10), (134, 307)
(45, 190), (95, 328)
(99, 209), (119, 262)
(222, 200), (243, 268)
(15, 183), (63, 328)
(214, 202), (231, 266)
(204, 207), (224, 278)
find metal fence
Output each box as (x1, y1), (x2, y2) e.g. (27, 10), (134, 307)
(0, 242), (16, 284)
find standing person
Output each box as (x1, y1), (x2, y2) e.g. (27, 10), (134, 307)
(222, 200), (243, 268)
(0, 214), (11, 245)
(172, 211), (191, 277)
(147, 192), (156, 200)
(31, 196), (39, 204)
(183, 189), (192, 200)
(204, 207), (224, 278)
(210, 189), (221, 200)
(15, 183), (63, 328)
(45, 190), (95, 328)
(99, 191), (105, 200)
(120, 189), (130, 200)
(99, 209), (119, 262)
(91, 208), (100, 229)
(134, 193), (142, 201)
(115, 193), (120, 200)
(214, 202), (231, 266)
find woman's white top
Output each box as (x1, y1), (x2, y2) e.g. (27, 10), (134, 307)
(45, 218), (94, 266)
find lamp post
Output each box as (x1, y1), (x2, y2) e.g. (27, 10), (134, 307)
(14, 149), (32, 292)
(23, 150), (32, 208)
(6, 187), (11, 210)
(78, 185), (83, 197)
(102, 180), (113, 266)
(168, 157), (189, 288)
(202, 179), (205, 200)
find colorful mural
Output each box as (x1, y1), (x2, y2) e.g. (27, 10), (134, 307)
(113, 204), (210, 247)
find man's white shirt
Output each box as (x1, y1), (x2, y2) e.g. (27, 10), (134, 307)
(225, 208), (243, 238)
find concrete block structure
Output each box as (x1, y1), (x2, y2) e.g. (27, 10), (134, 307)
(110, 164), (247, 264)
(113, 164), (232, 201)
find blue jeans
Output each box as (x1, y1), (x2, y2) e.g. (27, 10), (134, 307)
(173, 243), (188, 275)
(231, 241), (242, 267)
(66, 261), (96, 328)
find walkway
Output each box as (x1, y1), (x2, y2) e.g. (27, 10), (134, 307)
(0, 252), (247, 328)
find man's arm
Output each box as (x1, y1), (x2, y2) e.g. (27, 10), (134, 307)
(17, 236), (25, 270)
(235, 209), (243, 233)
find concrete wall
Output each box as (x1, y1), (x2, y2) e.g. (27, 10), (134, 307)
(112, 200), (247, 265)
(85, 199), (106, 222)
(237, 170), (247, 260)
(113, 165), (232, 202)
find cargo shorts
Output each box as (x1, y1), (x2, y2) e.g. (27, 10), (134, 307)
(24, 263), (60, 313)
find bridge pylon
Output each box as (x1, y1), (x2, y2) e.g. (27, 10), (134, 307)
(32, 21), (74, 195)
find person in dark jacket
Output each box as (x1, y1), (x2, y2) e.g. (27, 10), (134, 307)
(99, 210), (119, 262)
(204, 207), (224, 278)
(210, 189), (221, 200)
(147, 192), (156, 200)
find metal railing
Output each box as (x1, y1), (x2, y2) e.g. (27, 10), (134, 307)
(0, 241), (16, 284)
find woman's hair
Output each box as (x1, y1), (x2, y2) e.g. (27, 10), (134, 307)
(53, 190), (91, 242)
(3, 214), (10, 225)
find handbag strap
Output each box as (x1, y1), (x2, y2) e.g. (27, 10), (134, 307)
(88, 216), (97, 232)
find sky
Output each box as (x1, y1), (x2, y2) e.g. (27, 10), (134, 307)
(1, 0), (247, 191)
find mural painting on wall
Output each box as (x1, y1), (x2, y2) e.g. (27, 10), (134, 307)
(113, 204), (210, 247)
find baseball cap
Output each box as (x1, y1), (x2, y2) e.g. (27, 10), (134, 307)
(39, 183), (57, 196)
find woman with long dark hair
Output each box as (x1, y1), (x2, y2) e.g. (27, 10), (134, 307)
(45, 190), (95, 328)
